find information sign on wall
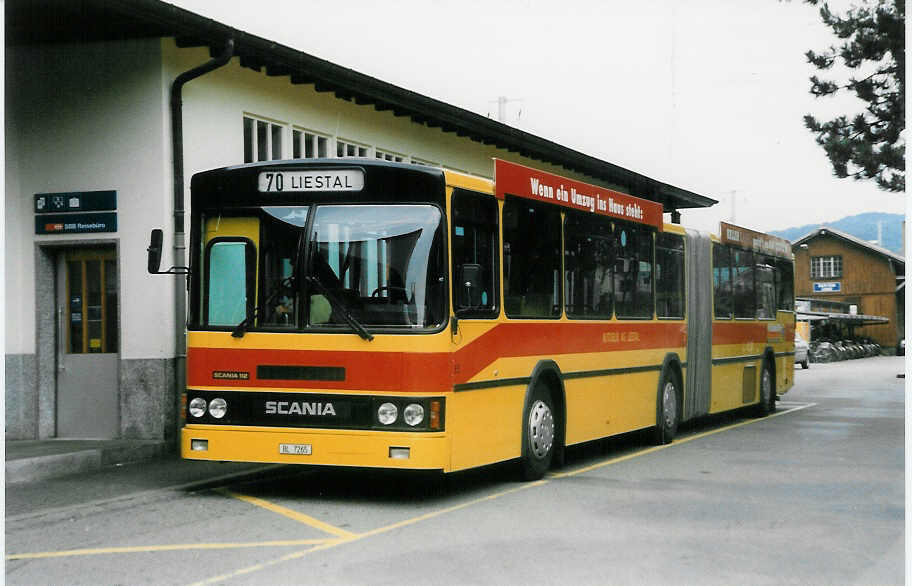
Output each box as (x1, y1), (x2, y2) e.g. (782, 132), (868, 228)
(813, 282), (842, 293)
(34, 191), (117, 234)
(36, 213), (118, 235)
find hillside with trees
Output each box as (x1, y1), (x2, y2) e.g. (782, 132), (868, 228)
(769, 212), (904, 253)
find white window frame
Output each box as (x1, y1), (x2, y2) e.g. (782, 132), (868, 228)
(244, 115), (286, 163)
(292, 128), (330, 159)
(375, 148), (406, 163)
(810, 255), (843, 279)
(336, 138), (370, 158)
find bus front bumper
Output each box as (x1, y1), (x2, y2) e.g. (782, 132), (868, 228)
(181, 425), (450, 471)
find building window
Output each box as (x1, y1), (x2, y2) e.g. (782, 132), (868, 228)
(375, 149), (405, 163)
(244, 116), (284, 163)
(810, 255), (842, 278)
(336, 139), (369, 158)
(293, 129), (329, 159)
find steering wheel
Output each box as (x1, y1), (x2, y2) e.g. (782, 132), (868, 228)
(371, 286), (408, 299)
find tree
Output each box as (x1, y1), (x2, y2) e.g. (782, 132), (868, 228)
(803, 0), (905, 192)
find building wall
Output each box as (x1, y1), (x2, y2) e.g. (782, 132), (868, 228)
(5, 38), (173, 439)
(6, 36), (659, 441)
(793, 235), (900, 346)
(166, 42), (608, 204)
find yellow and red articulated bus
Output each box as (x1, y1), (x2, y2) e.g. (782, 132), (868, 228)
(160, 158), (794, 480)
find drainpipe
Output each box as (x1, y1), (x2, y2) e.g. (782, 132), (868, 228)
(170, 39), (234, 446)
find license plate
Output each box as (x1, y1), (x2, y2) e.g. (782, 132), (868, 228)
(279, 443), (312, 455)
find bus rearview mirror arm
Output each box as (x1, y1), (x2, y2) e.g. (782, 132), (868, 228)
(147, 229), (191, 275)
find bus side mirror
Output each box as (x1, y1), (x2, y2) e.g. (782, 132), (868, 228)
(147, 229), (163, 274)
(456, 263), (483, 309)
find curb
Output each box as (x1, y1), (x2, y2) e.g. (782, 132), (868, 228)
(6, 442), (169, 484)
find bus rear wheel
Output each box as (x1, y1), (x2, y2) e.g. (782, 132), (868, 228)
(755, 361), (775, 417)
(653, 371), (679, 445)
(520, 384), (555, 481)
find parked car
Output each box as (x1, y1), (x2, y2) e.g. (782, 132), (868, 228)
(795, 333), (809, 369)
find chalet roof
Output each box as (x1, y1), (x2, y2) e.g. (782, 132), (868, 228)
(6, 0), (718, 213)
(792, 226), (905, 267)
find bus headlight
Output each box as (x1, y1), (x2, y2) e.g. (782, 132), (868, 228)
(208, 398), (227, 419)
(188, 397), (207, 418)
(403, 403), (424, 426)
(377, 402), (398, 425)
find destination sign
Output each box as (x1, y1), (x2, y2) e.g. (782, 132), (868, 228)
(493, 159), (664, 229)
(720, 221), (792, 259)
(258, 169), (364, 193)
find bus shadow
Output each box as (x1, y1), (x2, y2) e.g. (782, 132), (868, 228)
(188, 408), (761, 504)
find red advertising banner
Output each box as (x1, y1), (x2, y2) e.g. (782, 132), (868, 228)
(719, 221), (792, 259)
(493, 159), (664, 229)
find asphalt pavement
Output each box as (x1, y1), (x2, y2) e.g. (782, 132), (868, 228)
(5, 355), (906, 585)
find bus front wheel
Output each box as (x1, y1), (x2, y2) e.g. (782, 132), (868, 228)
(653, 371), (679, 445)
(520, 384), (555, 480)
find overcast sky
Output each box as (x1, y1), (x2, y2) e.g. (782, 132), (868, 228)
(171, 0), (905, 235)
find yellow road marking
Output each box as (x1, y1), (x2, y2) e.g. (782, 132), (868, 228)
(218, 489), (357, 539)
(190, 480), (546, 586)
(194, 402), (816, 585)
(6, 539), (331, 560)
(7, 402), (814, 573)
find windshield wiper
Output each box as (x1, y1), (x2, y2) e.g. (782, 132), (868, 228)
(231, 276), (289, 338)
(232, 233), (305, 339)
(305, 275), (374, 342)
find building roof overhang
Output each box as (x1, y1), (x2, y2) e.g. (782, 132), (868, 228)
(6, 0), (717, 213)
(797, 310), (890, 326)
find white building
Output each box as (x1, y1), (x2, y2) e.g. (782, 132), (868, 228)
(5, 0), (715, 443)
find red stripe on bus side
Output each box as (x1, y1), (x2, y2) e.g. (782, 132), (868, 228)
(187, 321), (688, 392)
(452, 321), (686, 384)
(187, 347), (454, 392)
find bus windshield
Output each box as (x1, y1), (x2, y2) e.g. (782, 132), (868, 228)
(205, 203), (446, 333)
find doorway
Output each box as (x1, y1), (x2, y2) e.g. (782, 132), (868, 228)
(55, 246), (120, 438)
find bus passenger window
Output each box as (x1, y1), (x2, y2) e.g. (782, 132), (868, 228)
(614, 223), (653, 319)
(713, 243), (733, 319)
(732, 248), (756, 319)
(776, 258), (794, 311)
(451, 190), (499, 318)
(656, 233), (685, 319)
(755, 255), (776, 319)
(564, 212), (613, 319)
(503, 197), (561, 318)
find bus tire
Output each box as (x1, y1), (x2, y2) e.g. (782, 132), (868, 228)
(755, 360), (775, 417)
(653, 370), (679, 445)
(520, 383), (556, 481)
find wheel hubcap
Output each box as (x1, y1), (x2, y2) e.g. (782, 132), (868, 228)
(662, 381), (677, 428)
(761, 369), (771, 404)
(528, 400), (554, 459)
